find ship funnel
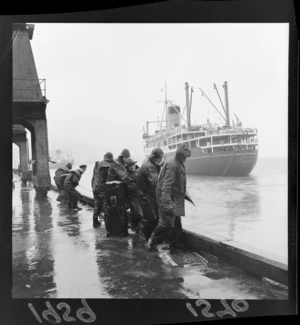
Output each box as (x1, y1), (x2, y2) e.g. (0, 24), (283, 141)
(167, 105), (181, 130)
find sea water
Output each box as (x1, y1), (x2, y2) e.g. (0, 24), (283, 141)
(50, 156), (288, 262)
(183, 156), (288, 262)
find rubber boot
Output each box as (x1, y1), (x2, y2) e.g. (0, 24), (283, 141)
(146, 225), (168, 252)
(145, 241), (158, 252)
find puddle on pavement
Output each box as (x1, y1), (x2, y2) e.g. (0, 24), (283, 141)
(12, 182), (289, 299)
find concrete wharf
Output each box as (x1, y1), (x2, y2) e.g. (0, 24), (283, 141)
(12, 179), (288, 299)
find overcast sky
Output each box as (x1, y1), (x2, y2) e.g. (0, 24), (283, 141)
(21, 23), (288, 163)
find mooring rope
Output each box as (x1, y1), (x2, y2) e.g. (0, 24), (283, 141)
(219, 153), (234, 177)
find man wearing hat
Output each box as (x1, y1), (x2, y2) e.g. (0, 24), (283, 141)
(107, 148), (131, 182)
(64, 164), (87, 210)
(136, 147), (164, 240)
(123, 157), (143, 231)
(91, 152), (114, 227)
(146, 143), (192, 251)
(53, 162), (72, 202)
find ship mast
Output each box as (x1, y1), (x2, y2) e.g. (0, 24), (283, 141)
(164, 79), (168, 129)
(190, 86), (193, 120)
(223, 81), (231, 127)
(213, 83), (227, 117)
(185, 82), (191, 130)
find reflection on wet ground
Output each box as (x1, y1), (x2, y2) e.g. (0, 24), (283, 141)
(12, 180), (288, 299)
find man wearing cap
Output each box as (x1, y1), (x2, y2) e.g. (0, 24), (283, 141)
(136, 147), (164, 240)
(107, 148), (131, 182)
(123, 157), (143, 231)
(91, 152), (114, 227)
(53, 162), (72, 202)
(64, 165), (87, 210)
(146, 143), (191, 251)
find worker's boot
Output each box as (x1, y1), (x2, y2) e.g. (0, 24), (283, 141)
(145, 237), (158, 251)
(93, 215), (101, 227)
(146, 225), (168, 252)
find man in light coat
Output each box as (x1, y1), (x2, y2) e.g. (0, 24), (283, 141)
(64, 165), (87, 210)
(53, 162), (72, 202)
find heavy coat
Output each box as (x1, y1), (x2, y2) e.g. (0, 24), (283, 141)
(123, 165), (139, 200)
(64, 169), (82, 191)
(123, 165), (143, 226)
(91, 160), (111, 192)
(156, 154), (187, 217)
(137, 157), (161, 218)
(54, 166), (71, 189)
(106, 158), (127, 182)
(92, 160), (111, 218)
(148, 143), (190, 247)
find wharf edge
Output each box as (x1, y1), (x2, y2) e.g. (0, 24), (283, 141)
(50, 184), (288, 286)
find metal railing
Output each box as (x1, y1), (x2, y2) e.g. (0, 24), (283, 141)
(13, 78), (47, 98)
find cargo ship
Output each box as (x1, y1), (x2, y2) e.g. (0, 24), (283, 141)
(143, 82), (258, 176)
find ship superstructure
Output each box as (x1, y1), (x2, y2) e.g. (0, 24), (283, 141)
(143, 82), (258, 176)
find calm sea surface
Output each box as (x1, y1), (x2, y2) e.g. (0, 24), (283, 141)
(51, 156), (288, 262)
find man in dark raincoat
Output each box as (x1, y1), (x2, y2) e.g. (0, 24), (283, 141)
(91, 152), (113, 227)
(146, 143), (191, 251)
(107, 148), (130, 182)
(53, 162), (72, 202)
(64, 165), (87, 210)
(123, 157), (143, 231)
(136, 147), (164, 240)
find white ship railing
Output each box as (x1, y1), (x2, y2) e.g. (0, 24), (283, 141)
(145, 132), (258, 149)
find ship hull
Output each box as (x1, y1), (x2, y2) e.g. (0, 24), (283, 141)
(162, 148), (258, 176)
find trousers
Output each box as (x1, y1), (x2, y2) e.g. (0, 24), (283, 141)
(93, 187), (106, 219)
(137, 199), (159, 240)
(148, 213), (183, 247)
(66, 188), (81, 207)
(127, 196), (143, 230)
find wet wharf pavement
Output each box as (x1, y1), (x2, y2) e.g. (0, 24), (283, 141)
(12, 180), (288, 299)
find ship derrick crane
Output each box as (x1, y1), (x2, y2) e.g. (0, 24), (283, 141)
(199, 81), (232, 127)
(213, 83), (227, 118)
(199, 87), (227, 124)
(234, 113), (242, 127)
(144, 120), (164, 136)
(214, 82), (242, 128)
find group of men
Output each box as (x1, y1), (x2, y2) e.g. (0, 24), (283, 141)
(54, 142), (192, 251)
